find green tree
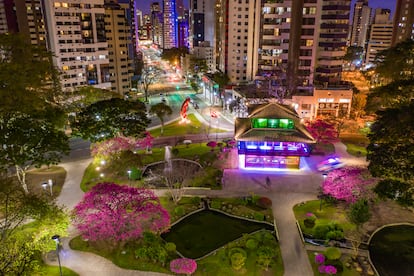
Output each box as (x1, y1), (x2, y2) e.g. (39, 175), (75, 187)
(0, 113), (69, 193)
(72, 98), (150, 142)
(212, 71), (230, 89)
(160, 47), (188, 64)
(349, 199), (371, 225)
(0, 175), (69, 275)
(149, 102), (172, 135)
(367, 101), (414, 182)
(374, 179), (413, 206)
(343, 46), (364, 64)
(0, 34), (65, 127)
(188, 56), (208, 76)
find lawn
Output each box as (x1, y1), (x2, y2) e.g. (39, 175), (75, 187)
(162, 209), (274, 259)
(80, 143), (223, 191)
(149, 113), (227, 137)
(340, 134), (369, 157)
(293, 200), (356, 237)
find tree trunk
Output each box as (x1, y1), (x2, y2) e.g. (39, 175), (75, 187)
(15, 165), (29, 194)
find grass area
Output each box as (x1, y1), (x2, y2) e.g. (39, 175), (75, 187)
(160, 196), (202, 222)
(80, 143), (223, 192)
(69, 236), (172, 274)
(195, 230), (283, 276)
(149, 113), (227, 137)
(340, 134), (369, 157)
(293, 200), (356, 237)
(26, 166), (67, 197)
(162, 209), (274, 259)
(37, 265), (78, 276)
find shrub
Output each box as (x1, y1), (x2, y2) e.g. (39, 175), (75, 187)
(313, 223), (344, 240)
(165, 242), (176, 254)
(174, 206), (185, 216)
(256, 246), (277, 271)
(259, 231), (275, 243)
(304, 213), (317, 228)
(254, 212), (265, 221)
(245, 239), (258, 250)
(325, 259), (344, 273)
(191, 196), (201, 205)
(256, 197), (272, 209)
(170, 258), (197, 275)
(129, 167), (141, 180)
(228, 248), (247, 270)
(349, 199), (371, 225)
(210, 200), (222, 209)
(315, 253), (325, 264)
(325, 247), (342, 260)
(171, 147), (179, 156)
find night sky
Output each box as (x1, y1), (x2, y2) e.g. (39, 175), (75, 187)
(136, 0), (396, 19)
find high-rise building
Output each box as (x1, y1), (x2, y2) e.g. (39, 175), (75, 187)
(365, 9), (393, 64)
(151, 2), (163, 47)
(42, 0), (111, 91)
(177, 9), (189, 48)
(315, 0), (351, 86)
(189, 0), (215, 48)
(392, 0), (414, 45)
(104, 1), (133, 95)
(163, 0), (177, 49)
(350, 0), (371, 47)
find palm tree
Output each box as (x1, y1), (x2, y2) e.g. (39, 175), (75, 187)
(149, 102), (173, 135)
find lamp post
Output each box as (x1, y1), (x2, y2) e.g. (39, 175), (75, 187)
(319, 173), (328, 211)
(127, 170), (132, 183)
(41, 179), (53, 196)
(51, 235), (63, 276)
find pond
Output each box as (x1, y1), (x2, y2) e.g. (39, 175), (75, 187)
(369, 224), (414, 276)
(162, 209), (274, 259)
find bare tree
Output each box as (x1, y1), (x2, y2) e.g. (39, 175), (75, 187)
(162, 160), (201, 204)
(346, 229), (363, 260)
(140, 66), (161, 102)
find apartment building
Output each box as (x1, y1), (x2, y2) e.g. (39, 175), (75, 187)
(350, 0), (371, 47)
(315, 0), (351, 85)
(150, 2), (163, 47)
(392, 0), (414, 45)
(42, 1), (111, 91)
(163, 0), (177, 49)
(104, 1), (133, 95)
(365, 9), (393, 65)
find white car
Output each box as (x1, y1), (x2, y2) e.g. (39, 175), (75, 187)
(317, 157), (344, 172)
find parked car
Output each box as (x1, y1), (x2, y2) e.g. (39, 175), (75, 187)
(317, 156), (344, 172)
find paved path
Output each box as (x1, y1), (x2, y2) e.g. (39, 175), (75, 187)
(47, 141), (365, 276)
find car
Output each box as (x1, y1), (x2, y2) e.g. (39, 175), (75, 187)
(317, 156), (344, 172)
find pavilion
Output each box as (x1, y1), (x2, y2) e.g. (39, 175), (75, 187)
(234, 102), (316, 169)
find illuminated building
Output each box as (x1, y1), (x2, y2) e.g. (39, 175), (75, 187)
(234, 102), (315, 170)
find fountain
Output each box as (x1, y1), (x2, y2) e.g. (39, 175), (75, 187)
(164, 146), (172, 172)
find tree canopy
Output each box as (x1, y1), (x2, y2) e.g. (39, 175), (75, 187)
(0, 34), (65, 126)
(72, 183), (170, 248)
(0, 113), (69, 193)
(367, 101), (414, 182)
(149, 102), (172, 134)
(72, 98), (150, 142)
(160, 47), (188, 64)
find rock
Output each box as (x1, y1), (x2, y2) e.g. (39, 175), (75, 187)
(356, 266), (363, 272)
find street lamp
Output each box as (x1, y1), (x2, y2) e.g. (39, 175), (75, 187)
(51, 235), (63, 276)
(319, 173), (328, 211)
(41, 179), (53, 196)
(127, 170), (132, 182)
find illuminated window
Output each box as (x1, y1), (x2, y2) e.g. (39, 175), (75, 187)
(252, 118), (294, 129)
(62, 66), (69, 71)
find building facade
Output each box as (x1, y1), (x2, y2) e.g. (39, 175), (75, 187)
(42, 0), (111, 91)
(392, 0), (414, 45)
(350, 0), (371, 47)
(234, 102), (316, 170)
(163, 0), (177, 49)
(315, 0), (351, 85)
(365, 9), (393, 65)
(104, 1), (133, 95)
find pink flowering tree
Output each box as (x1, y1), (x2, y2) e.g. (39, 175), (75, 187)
(91, 135), (137, 159)
(305, 119), (338, 144)
(136, 131), (154, 153)
(72, 183), (170, 249)
(322, 167), (377, 203)
(170, 258), (197, 275)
